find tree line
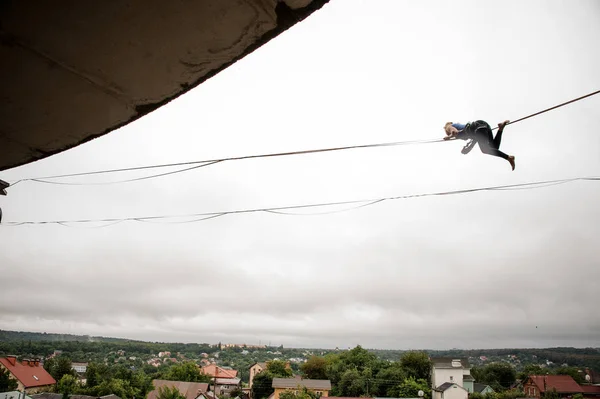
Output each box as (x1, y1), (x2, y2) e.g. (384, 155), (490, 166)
(252, 346), (433, 399)
(40, 356), (212, 399)
(470, 362), (590, 392)
(0, 338), (217, 361)
(252, 346), (589, 399)
(3, 330), (599, 373)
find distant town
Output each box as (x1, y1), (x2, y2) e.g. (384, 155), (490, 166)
(1, 330), (599, 399)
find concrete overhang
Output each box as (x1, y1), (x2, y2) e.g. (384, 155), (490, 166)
(0, 0), (330, 172)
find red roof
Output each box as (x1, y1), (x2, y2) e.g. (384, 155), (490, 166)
(527, 375), (583, 394)
(201, 364), (238, 378)
(581, 385), (600, 394)
(0, 357), (56, 388)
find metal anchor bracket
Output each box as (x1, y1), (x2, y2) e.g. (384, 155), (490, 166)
(0, 178), (9, 224)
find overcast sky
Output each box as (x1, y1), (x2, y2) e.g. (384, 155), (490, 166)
(1, 0), (600, 350)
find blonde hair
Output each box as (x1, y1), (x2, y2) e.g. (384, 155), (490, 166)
(444, 122), (453, 135)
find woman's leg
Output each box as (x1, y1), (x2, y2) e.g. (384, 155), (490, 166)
(477, 136), (515, 170)
(472, 121), (515, 170)
(492, 129), (504, 149)
(478, 140), (510, 160)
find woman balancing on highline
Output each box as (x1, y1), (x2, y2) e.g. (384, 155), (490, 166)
(444, 119), (516, 170)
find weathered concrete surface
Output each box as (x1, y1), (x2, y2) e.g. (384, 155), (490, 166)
(0, 0), (330, 171)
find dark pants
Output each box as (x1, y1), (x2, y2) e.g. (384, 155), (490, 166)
(471, 120), (509, 160)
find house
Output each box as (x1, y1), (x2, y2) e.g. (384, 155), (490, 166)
(214, 378), (241, 397)
(271, 377), (331, 399)
(472, 383), (494, 395)
(433, 382), (469, 399)
(147, 379), (210, 399)
(463, 375), (475, 394)
(202, 365), (238, 379)
(249, 362), (292, 392)
(249, 363), (267, 390)
(2, 392), (34, 399)
(431, 358), (473, 395)
(31, 394), (121, 399)
(71, 363), (88, 374)
(196, 392), (216, 399)
(523, 375), (583, 398)
(0, 357), (56, 393)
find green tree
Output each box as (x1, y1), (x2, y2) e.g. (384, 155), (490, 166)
(130, 370), (154, 398)
(472, 363), (516, 391)
(229, 387), (243, 399)
(252, 372), (275, 399)
(400, 352), (433, 381)
(388, 377), (431, 399)
(58, 374), (80, 399)
(251, 360), (294, 399)
(372, 362), (407, 397)
(554, 367), (584, 384)
(325, 346), (380, 397)
(517, 364), (547, 381)
(280, 387), (318, 399)
(338, 369), (365, 397)
(340, 346), (378, 371)
(163, 361), (210, 383)
(48, 356), (76, 381)
(544, 388), (560, 399)
(93, 378), (137, 399)
(85, 362), (111, 388)
(495, 390), (526, 399)
(266, 360), (293, 378)
(156, 386), (187, 399)
(43, 357), (56, 374)
(57, 357), (76, 379)
(301, 357), (328, 380)
(85, 362), (100, 388)
(0, 367), (19, 391)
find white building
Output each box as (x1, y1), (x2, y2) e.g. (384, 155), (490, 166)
(72, 362), (88, 374)
(215, 377), (241, 397)
(431, 358), (473, 399)
(433, 382), (470, 399)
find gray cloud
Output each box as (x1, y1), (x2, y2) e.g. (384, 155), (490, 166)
(1, 0), (600, 350)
